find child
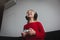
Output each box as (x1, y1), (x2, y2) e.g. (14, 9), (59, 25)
(21, 9), (45, 40)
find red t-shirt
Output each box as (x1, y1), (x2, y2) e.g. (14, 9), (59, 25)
(23, 22), (45, 40)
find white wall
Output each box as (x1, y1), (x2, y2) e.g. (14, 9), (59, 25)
(0, 0), (60, 37)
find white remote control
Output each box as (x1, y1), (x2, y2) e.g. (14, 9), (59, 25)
(24, 30), (29, 32)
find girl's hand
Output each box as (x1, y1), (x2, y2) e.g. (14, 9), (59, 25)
(21, 32), (27, 37)
(28, 28), (36, 36)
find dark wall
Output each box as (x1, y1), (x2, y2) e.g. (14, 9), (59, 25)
(0, 6), (4, 30)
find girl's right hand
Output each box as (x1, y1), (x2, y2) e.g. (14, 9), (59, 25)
(21, 32), (27, 37)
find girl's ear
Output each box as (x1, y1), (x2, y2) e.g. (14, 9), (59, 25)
(25, 16), (30, 21)
(34, 12), (38, 20)
(25, 16), (28, 20)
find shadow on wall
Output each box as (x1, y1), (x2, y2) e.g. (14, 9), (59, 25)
(0, 6), (4, 30)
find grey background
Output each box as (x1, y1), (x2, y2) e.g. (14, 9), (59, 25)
(0, 0), (60, 37)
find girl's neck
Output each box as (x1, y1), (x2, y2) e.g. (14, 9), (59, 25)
(28, 18), (37, 23)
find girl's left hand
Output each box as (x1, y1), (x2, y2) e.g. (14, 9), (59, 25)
(28, 28), (36, 36)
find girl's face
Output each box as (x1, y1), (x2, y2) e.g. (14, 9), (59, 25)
(26, 10), (35, 18)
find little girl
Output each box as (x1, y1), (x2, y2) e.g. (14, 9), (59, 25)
(21, 9), (45, 40)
